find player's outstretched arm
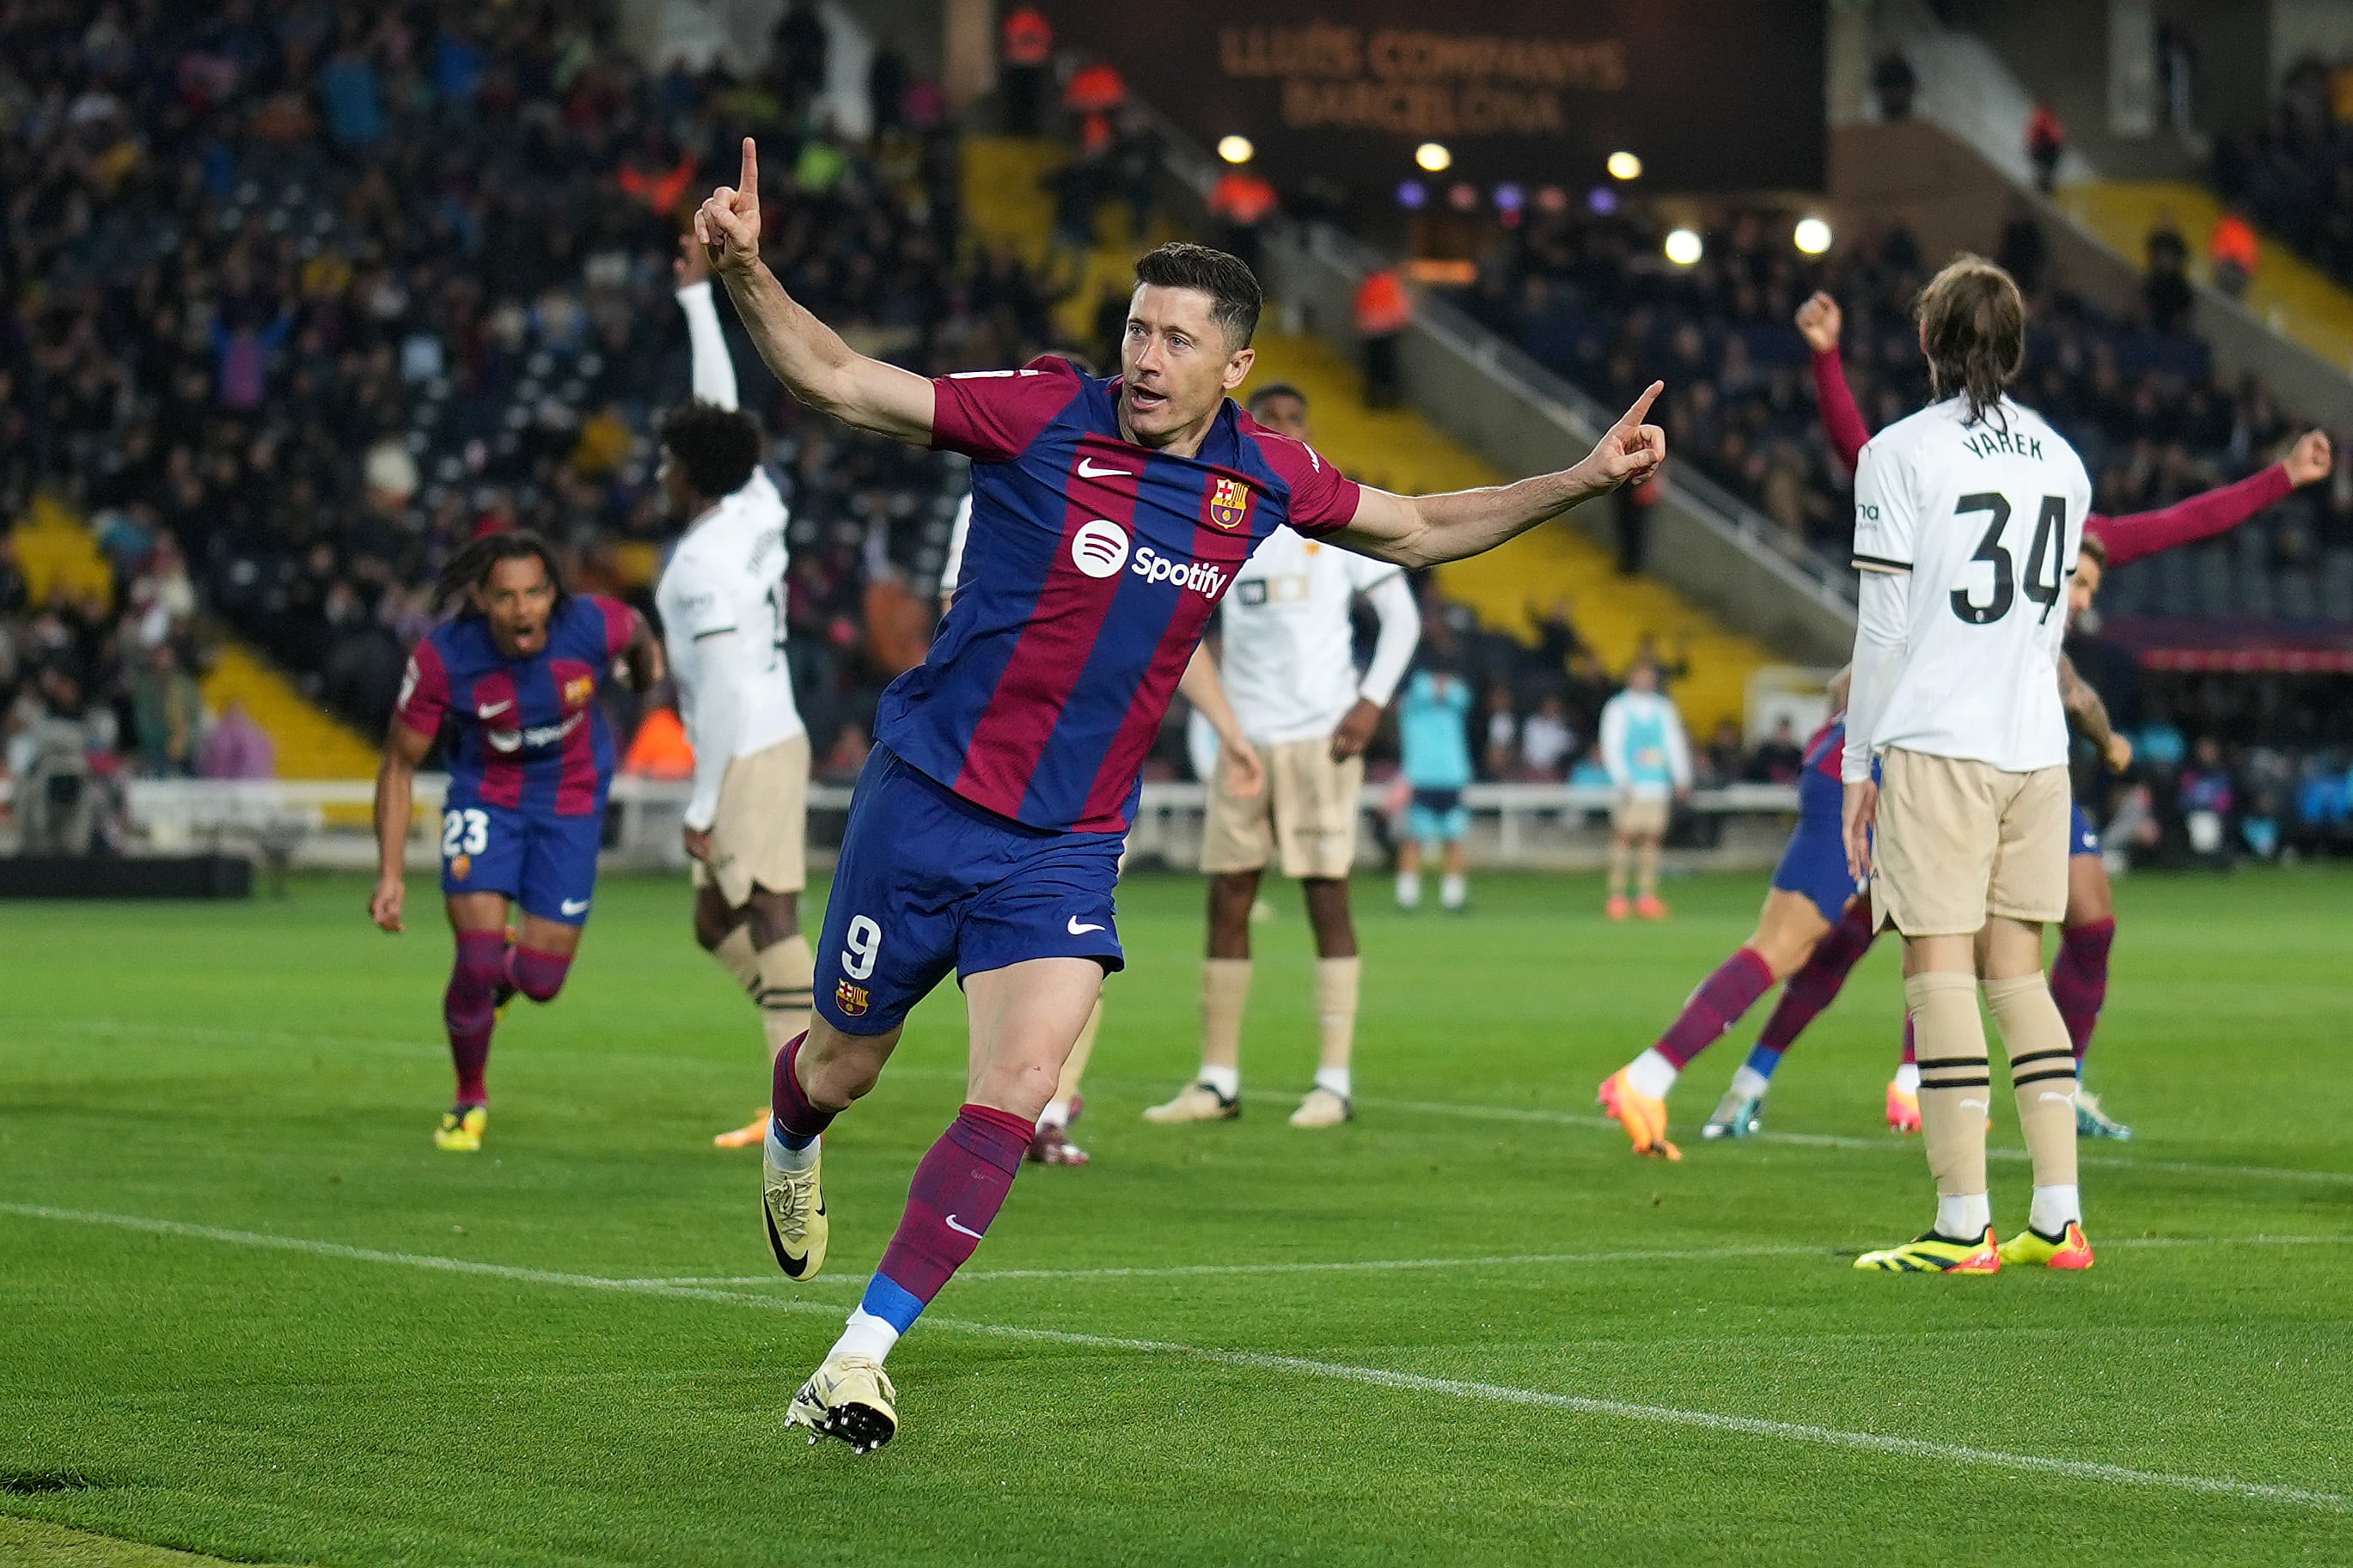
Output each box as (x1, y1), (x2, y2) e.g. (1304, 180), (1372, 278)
(1797, 292), (1872, 476)
(1329, 383), (1665, 570)
(369, 722), (433, 933)
(695, 137), (934, 444)
(2089, 430), (2332, 568)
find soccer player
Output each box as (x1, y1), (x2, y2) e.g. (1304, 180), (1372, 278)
(660, 240), (817, 1150)
(1597, 662), (1692, 919)
(1799, 289), (2333, 1138)
(1144, 381), (1422, 1129)
(938, 492), (1267, 1164)
(1597, 668), (1867, 1158)
(694, 137), (1664, 1449)
(369, 532), (663, 1150)
(1394, 669), (1474, 911)
(1842, 255), (2093, 1273)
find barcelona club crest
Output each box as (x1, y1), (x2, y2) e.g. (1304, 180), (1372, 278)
(1207, 475), (1251, 531)
(562, 674), (594, 708)
(834, 979), (870, 1017)
(449, 853), (472, 882)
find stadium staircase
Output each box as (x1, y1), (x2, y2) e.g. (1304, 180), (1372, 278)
(2055, 181), (2353, 372)
(10, 498), (376, 779)
(959, 137), (1771, 734)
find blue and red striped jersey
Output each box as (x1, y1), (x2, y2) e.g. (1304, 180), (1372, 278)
(886, 357), (1364, 833)
(1802, 717), (1845, 784)
(395, 594), (639, 817)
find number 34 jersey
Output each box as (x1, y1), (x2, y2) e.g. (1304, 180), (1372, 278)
(655, 468), (807, 765)
(1851, 394), (2090, 773)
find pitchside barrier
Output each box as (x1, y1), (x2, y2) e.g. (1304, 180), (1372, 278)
(0, 776), (1806, 879)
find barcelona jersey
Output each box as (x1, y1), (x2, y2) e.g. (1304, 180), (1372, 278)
(394, 594), (640, 817)
(883, 357), (1364, 833)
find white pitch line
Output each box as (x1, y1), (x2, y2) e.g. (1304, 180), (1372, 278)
(617, 1232), (2353, 1289)
(1363, 1095), (2353, 1186)
(4, 1201), (2346, 1515)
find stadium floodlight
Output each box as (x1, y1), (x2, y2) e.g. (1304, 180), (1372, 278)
(1794, 216), (1833, 255)
(1415, 142), (1452, 173)
(1396, 180), (1427, 210)
(1606, 150), (1642, 180)
(1447, 181), (1477, 211)
(1586, 186), (1619, 216)
(1536, 185), (1568, 214)
(1217, 135), (1254, 165)
(1664, 228), (1703, 265)
(1494, 183), (1525, 212)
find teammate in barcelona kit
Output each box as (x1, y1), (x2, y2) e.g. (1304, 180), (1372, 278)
(1843, 257), (2093, 1274)
(1145, 381), (1422, 1130)
(662, 238), (818, 1150)
(694, 137), (1665, 1450)
(370, 532), (663, 1151)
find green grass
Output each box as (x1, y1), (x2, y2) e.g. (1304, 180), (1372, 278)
(3, 867), (2350, 1566)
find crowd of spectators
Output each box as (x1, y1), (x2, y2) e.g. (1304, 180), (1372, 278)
(2210, 52), (2353, 296)
(1451, 200), (2353, 623)
(3, 0), (1072, 784)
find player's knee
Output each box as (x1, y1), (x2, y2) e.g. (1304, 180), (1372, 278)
(510, 947), (571, 1004)
(449, 931), (506, 993)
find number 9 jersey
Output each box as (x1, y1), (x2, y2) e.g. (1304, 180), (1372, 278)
(1849, 394), (2091, 773)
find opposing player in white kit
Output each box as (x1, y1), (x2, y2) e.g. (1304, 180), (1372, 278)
(1145, 383), (1421, 1128)
(1843, 257), (2094, 1273)
(938, 489), (1263, 1160)
(661, 241), (816, 1149)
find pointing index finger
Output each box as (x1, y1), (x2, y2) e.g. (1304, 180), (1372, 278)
(1618, 380), (1663, 430)
(739, 137), (758, 199)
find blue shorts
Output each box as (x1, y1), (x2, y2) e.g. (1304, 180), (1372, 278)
(1772, 773), (1866, 924)
(1406, 787), (1470, 845)
(437, 800), (603, 924)
(814, 747), (1124, 1035)
(2071, 802), (2100, 857)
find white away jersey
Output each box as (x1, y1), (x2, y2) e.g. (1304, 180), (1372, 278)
(656, 469), (806, 760)
(1218, 529), (1403, 744)
(1850, 395), (2090, 772)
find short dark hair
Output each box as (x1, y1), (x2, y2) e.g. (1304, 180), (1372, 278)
(1134, 242), (1262, 349)
(659, 400), (762, 500)
(1916, 254), (2026, 427)
(1246, 381), (1307, 412)
(2077, 530), (2109, 569)
(433, 529), (569, 616)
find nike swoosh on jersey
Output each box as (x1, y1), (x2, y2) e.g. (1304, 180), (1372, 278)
(1076, 457), (1134, 479)
(477, 700), (513, 717)
(944, 1214), (984, 1239)
(1066, 917), (1106, 935)
(560, 898), (590, 916)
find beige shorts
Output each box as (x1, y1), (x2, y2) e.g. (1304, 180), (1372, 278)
(692, 734), (810, 906)
(1201, 736), (1364, 881)
(1610, 795), (1670, 837)
(1872, 747), (2070, 937)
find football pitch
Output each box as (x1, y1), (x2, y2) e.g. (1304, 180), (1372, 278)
(3, 866), (2349, 1566)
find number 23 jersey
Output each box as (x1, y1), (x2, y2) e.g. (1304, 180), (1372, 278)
(1851, 394), (2090, 773)
(655, 468), (807, 763)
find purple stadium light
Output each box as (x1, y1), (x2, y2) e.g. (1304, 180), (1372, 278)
(1397, 180), (1427, 210)
(1494, 183), (1525, 212)
(1586, 186), (1619, 215)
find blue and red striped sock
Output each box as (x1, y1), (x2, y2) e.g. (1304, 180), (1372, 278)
(855, 1104), (1034, 1337)
(504, 945), (571, 1004)
(2050, 918), (2114, 1065)
(444, 931), (507, 1106)
(1654, 947), (1776, 1070)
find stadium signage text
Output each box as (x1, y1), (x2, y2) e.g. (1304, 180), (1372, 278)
(1220, 24), (1625, 137)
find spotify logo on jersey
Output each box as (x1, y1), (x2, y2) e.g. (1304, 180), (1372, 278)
(1070, 519), (1132, 578)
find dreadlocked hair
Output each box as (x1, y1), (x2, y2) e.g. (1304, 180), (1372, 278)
(432, 529), (571, 617)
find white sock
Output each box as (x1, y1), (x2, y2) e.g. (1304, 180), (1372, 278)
(1895, 1062), (1922, 1095)
(1396, 870), (1421, 908)
(765, 1125), (819, 1172)
(1729, 1064), (1771, 1100)
(1314, 1066), (1352, 1100)
(1936, 1193), (1992, 1239)
(828, 1306), (901, 1366)
(1623, 1047), (1678, 1100)
(2028, 1183), (2081, 1235)
(1440, 872), (1466, 908)
(1038, 1098), (1070, 1130)
(1198, 1063), (1240, 1101)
